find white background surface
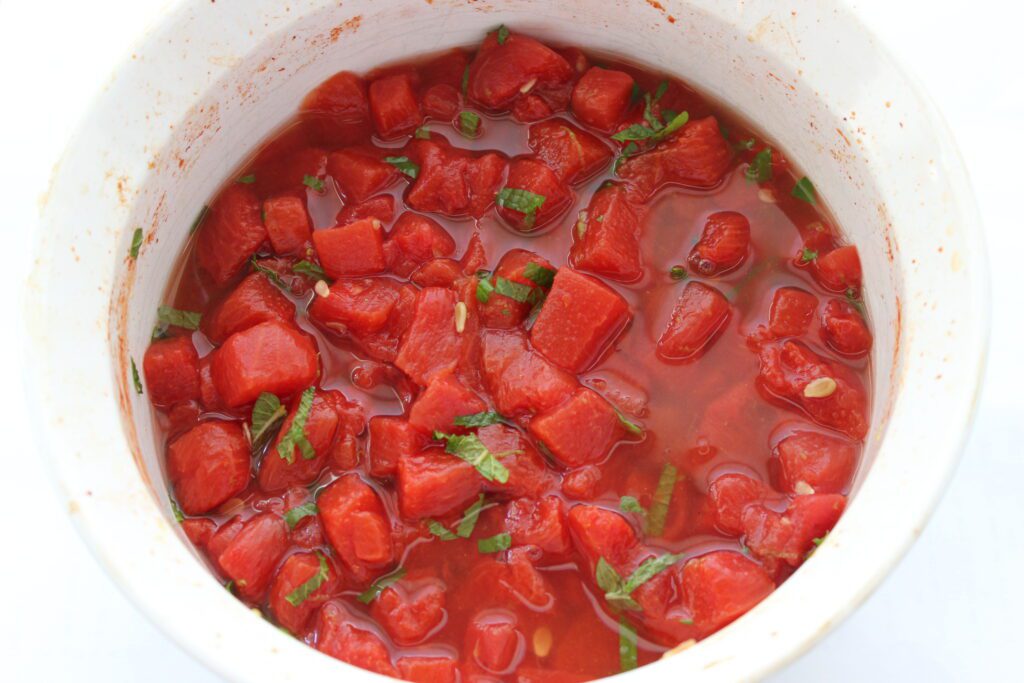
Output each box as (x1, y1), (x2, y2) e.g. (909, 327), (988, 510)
(1, 1), (1020, 680)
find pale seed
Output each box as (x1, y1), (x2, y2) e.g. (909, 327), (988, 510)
(575, 210), (588, 238)
(371, 218), (382, 229)
(794, 480), (816, 495)
(803, 377), (837, 398)
(532, 626), (553, 658)
(520, 78), (538, 94)
(314, 280), (330, 298)
(454, 301), (468, 333)
(758, 187), (777, 203)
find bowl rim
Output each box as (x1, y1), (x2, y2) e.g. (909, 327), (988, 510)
(23, 0), (989, 681)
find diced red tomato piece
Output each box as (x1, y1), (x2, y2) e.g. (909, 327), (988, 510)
(618, 116), (733, 200)
(511, 94), (554, 122)
(318, 474), (394, 581)
(181, 518), (216, 549)
(327, 147), (400, 202)
(201, 272), (295, 344)
(496, 157), (572, 232)
(756, 340), (869, 439)
(478, 424), (557, 499)
(567, 504), (640, 569)
(530, 389), (624, 467)
(478, 249), (554, 329)
(656, 281), (731, 362)
(210, 321), (319, 408)
(268, 552), (341, 634)
(371, 579), (447, 645)
(368, 416), (427, 478)
(465, 610), (524, 674)
(312, 218), (387, 279)
(775, 431), (858, 495)
(530, 268), (631, 372)
(315, 601), (398, 677)
(257, 389), (358, 492)
(742, 494), (846, 567)
(768, 287), (818, 338)
(262, 195), (312, 255)
(570, 183), (642, 282)
(421, 83), (461, 119)
(395, 287), (469, 386)
(405, 140), (507, 218)
(571, 67), (635, 132)
(528, 119), (612, 184)
(308, 277), (403, 336)
(561, 465), (602, 500)
(688, 211), (750, 276)
(142, 335), (201, 406)
(166, 420), (249, 515)
(813, 246), (862, 294)
(505, 496), (570, 556)
(820, 298), (872, 356)
(217, 513), (289, 601)
(369, 73), (423, 139)
(397, 448), (482, 520)
(385, 212), (457, 278)
(301, 72), (372, 146)
(480, 330), (577, 416)
(708, 473), (765, 536)
(397, 655), (459, 683)
(408, 372), (486, 434)
(682, 551), (775, 635)
(196, 183), (267, 286)
(336, 194), (396, 225)
(467, 31), (574, 112)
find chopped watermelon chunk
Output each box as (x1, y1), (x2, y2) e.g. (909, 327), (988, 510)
(571, 67), (635, 132)
(656, 281), (731, 362)
(166, 420), (249, 515)
(312, 217), (387, 279)
(466, 31), (574, 112)
(268, 552), (341, 634)
(480, 329), (577, 416)
(478, 249), (554, 329)
(210, 321), (319, 408)
(742, 493), (846, 567)
(395, 287), (471, 386)
(142, 335), (201, 407)
(618, 116), (733, 200)
(196, 183), (267, 286)
(318, 474), (395, 581)
(681, 551), (775, 635)
(385, 212), (457, 278)
(768, 287), (819, 338)
(528, 118), (613, 184)
(262, 195), (312, 255)
(496, 157), (572, 232)
(369, 72), (423, 139)
(315, 601), (398, 677)
(326, 147), (400, 203)
(370, 579), (447, 645)
(201, 272), (295, 344)
(300, 71), (372, 146)
(408, 372), (487, 434)
(368, 416), (426, 478)
(396, 448), (482, 520)
(820, 298), (872, 356)
(217, 513), (290, 601)
(529, 389), (624, 466)
(570, 183), (643, 282)
(774, 430), (858, 495)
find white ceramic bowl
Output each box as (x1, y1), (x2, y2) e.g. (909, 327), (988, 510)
(25, 0), (988, 680)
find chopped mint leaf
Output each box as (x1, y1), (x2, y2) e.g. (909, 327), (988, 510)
(250, 257), (286, 287)
(131, 358), (143, 395)
(156, 305), (201, 332)
(303, 174), (325, 192)
(433, 431), (512, 484)
(456, 494), (489, 538)
(476, 276), (495, 304)
(496, 187), (547, 228)
(292, 260), (327, 281)
(414, 126), (431, 140)
(283, 501), (318, 529)
(384, 156), (420, 179)
(453, 411), (508, 428)
(170, 497), (184, 523)
(458, 110), (481, 138)
(357, 567), (406, 604)
(619, 618), (638, 671)
(522, 261), (556, 288)
(284, 553), (329, 606)
(845, 288), (866, 316)
(598, 553), (683, 609)
(646, 463), (678, 536)
(669, 265), (688, 281)
(276, 387), (316, 464)
(734, 137), (756, 151)
(130, 228), (143, 259)
(477, 532), (511, 553)
(614, 407), (644, 437)
(237, 174), (256, 184)
(620, 496), (646, 517)
(251, 392), (287, 453)
(428, 520), (458, 540)
(745, 147), (773, 183)
(496, 24), (510, 45)
(799, 247), (819, 264)
(792, 176), (817, 204)
(494, 276), (540, 304)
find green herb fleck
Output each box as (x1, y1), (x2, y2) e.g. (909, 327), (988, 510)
(629, 82), (642, 105)
(733, 137), (756, 151)
(614, 407), (644, 437)
(476, 276), (495, 304)
(597, 553), (684, 610)
(812, 534), (828, 547)
(799, 247), (819, 264)
(433, 431), (512, 484)
(620, 496), (646, 518)
(456, 494), (489, 538)
(251, 392), (287, 453)
(679, 617), (694, 625)
(303, 174), (325, 192)
(237, 174), (256, 184)
(496, 187), (547, 228)
(845, 288), (866, 316)
(225, 580), (235, 593)
(284, 501), (318, 530)
(453, 411), (508, 428)
(646, 463), (678, 537)
(250, 257), (286, 287)
(428, 520), (458, 540)
(496, 24), (510, 45)
(276, 387), (316, 464)
(292, 259), (327, 281)
(284, 553), (329, 606)
(745, 147), (773, 183)
(156, 305), (202, 332)
(414, 126), (431, 140)
(130, 228), (143, 259)
(619, 618), (638, 671)
(477, 532), (512, 554)
(669, 265), (688, 281)
(384, 156), (420, 179)
(190, 205), (209, 234)
(458, 110), (481, 138)
(792, 176), (817, 204)
(358, 567), (406, 604)
(522, 262), (556, 288)
(170, 497), (184, 523)
(494, 276), (540, 304)
(131, 358), (143, 395)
